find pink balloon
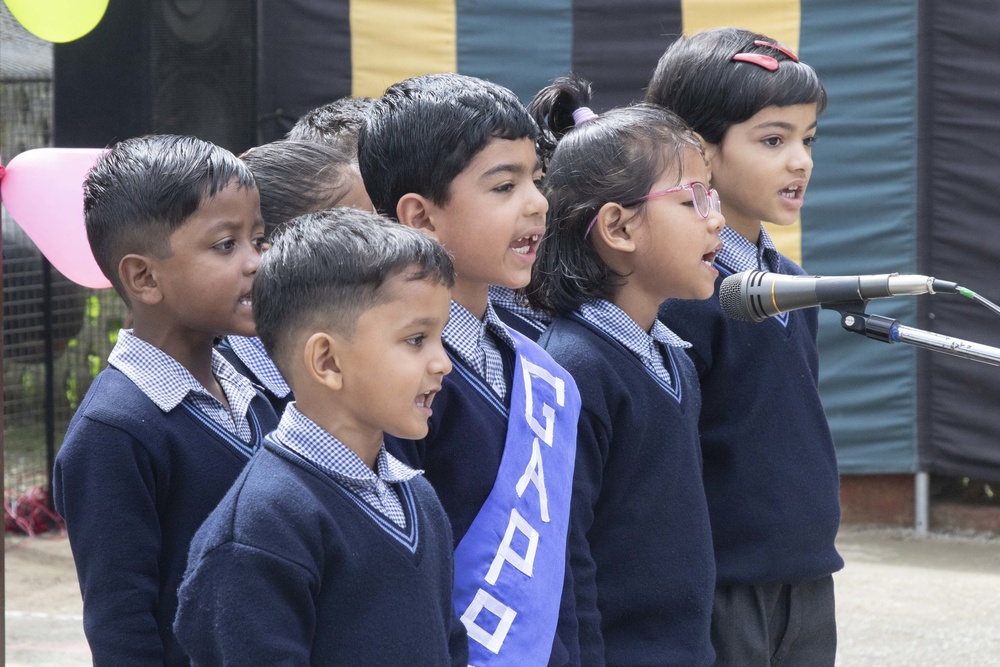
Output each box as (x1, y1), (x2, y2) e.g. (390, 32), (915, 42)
(0, 147), (112, 289)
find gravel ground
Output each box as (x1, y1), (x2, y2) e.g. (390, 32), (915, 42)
(4, 526), (1000, 666)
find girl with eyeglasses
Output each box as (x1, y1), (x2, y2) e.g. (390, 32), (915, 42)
(647, 27), (841, 667)
(524, 75), (724, 667)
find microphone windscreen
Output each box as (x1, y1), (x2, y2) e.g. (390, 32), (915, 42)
(719, 273), (754, 321)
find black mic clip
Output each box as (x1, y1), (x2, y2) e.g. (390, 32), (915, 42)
(819, 295), (902, 345)
(837, 309), (900, 344)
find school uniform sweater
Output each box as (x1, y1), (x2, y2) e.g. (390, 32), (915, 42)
(385, 340), (580, 667)
(659, 258), (844, 586)
(539, 314), (716, 667)
(174, 436), (468, 666)
(52, 367), (277, 666)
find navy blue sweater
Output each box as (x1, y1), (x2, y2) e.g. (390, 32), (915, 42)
(52, 367), (277, 666)
(659, 259), (844, 586)
(494, 303), (547, 341)
(386, 343), (579, 666)
(174, 437), (468, 666)
(539, 315), (716, 667)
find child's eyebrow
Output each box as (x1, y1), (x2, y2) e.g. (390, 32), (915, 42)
(403, 316), (445, 328)
(481, 162), (533, 178)
(205, 217), (263, 234)
(753, 120), (819, 132)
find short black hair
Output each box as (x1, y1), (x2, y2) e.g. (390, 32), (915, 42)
(645, 27), (827, 145)
(526, 76), (704, 316)
(357, 73), (538, 218)
(253, 208), (455, 376)
(240, 140), (357, 235)
(286, 96), (375, 157)
(84, 134), (255, 302)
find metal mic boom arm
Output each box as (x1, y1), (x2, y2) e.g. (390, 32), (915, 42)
(836, 308), (1000, 367)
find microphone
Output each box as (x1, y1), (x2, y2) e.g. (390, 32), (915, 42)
(719, 270), (959, 322)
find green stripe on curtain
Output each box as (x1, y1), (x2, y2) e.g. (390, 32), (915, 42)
(801, 0), (919, 473)
(457, 0), (572, 104)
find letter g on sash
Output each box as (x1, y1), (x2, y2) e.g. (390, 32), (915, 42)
(519, 357), (565, 446)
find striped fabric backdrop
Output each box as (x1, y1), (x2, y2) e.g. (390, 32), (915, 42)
(262, 0), (1000, 479)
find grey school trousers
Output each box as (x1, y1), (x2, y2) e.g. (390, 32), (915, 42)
(710, 575), (836, 666)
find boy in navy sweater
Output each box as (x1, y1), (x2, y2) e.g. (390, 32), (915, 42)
(219, 139), (371, 416)
(52, 135), (278, 666)
(174, 209), (468, 665)
(648, 29), (843, 665)
(359, 73), (582, 666)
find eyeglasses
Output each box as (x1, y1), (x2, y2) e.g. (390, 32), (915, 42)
(584, 181), (720, 237)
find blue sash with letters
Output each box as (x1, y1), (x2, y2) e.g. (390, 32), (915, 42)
(452, 328), (581, 665)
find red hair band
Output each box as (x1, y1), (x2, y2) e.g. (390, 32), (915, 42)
(731, 40), (799, 71)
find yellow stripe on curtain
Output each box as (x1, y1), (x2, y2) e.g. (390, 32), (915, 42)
(350, 0), (457, 98)
(681, 0), (803, 267)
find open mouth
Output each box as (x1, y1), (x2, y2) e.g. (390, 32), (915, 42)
(779, 186), (803, 200)
(510, 234), (540, 255)
(702, 242), (723, 267)
(239, 293), (252, 307)
(416, 389), (439, 409)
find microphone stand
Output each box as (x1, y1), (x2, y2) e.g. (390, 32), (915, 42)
(829, 302), (1000, 366)
(827, 299), (1000, 537)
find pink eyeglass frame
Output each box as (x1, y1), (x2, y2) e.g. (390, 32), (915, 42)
(584, 181), (721, 238)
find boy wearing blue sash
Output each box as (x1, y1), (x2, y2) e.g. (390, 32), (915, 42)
(174, 209), (468, 664)
(359, 73), (582, 666)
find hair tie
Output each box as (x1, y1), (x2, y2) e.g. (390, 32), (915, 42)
(573, 107), (598, 126)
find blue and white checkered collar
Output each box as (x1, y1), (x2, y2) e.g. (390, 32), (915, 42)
(443, 299), (516, 359)
(488, 285), (552, 326)
(275, 403), (419, 486)
(108, 328), (257, 413)
(225, 336), (291, 397)
(578, 299), (690, 360)
(717, 225), (782, 274)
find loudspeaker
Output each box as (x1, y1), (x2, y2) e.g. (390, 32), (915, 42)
(54, 0), (257, 153)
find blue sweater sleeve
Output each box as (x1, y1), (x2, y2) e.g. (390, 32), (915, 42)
(568, 405), (611, 666)
(53, 417), (167, 665)
(175, 540), (317, 666)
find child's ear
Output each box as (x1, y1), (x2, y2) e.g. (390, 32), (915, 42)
(396, 193), (437, 236)
(592, 203), (637, 253)
(700, 137), (720, 165)
(303, 331), (344, 391)
(119, 254), (162, 305)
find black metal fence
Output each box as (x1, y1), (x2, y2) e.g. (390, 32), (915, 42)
(2, 6), (123, 514)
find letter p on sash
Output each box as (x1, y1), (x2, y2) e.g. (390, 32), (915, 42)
(520, 357), (565, 446)
(486, 508), (539, 585)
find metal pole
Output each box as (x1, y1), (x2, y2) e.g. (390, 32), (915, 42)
(42, 257), (56, 506)
(915, 471), (930, 536)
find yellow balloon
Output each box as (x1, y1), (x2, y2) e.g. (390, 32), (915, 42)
(3, 0), (109, 43)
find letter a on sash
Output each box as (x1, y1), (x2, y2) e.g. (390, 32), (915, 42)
(515, 437), (550, 522)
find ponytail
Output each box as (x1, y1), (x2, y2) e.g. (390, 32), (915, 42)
(529, 75), (595, 169)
